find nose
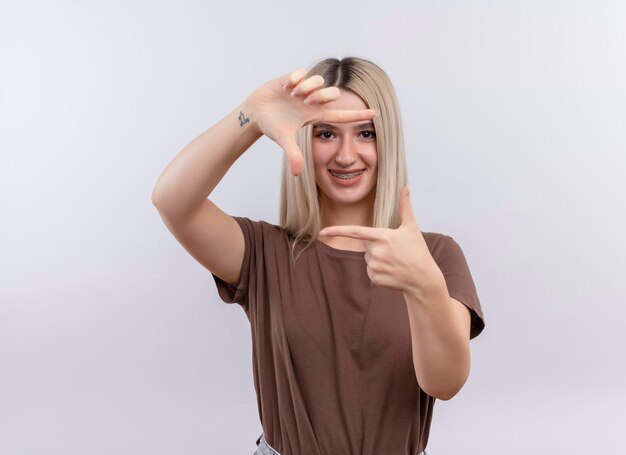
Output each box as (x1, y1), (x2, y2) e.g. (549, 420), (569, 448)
(334, 138), (358, 167)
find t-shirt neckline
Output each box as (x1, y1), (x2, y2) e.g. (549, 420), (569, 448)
(314, 238), (366, 259)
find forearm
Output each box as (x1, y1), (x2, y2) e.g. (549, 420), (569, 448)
(151, 100), (262, 218)
(402, 274), (470, 400)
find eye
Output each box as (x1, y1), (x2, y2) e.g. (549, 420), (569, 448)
(360, 130), (376, 139)
(315, 131), (335, 140)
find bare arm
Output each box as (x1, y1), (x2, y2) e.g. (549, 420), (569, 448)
(151, 101), (262, 286)
(403, 283), (472, 401)
(318, 196), (472, 401)
(151, 101), (262, 218)
(151, 68), (377, 287)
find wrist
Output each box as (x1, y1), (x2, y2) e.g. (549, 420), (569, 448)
(403, 265), (447, 304)
(239, 98), (262, 138)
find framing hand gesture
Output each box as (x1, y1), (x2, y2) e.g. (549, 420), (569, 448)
(245, 68), (378, 176)
(319, 185), (444, 294)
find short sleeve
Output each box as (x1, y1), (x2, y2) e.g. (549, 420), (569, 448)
(210, 216), (254, 306)
(436, 236), (486, 340)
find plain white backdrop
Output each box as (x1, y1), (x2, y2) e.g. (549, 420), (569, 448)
(1, 1), (625, 454)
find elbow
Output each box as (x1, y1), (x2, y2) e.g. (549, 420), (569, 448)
(422, 372), (469, 401)
(151, 191), (161, 207)
(151, 184), (167, 208)
(434, 387), (461, 401)
(425, 384), (462, 401)
(151, 184), (160, 206)
(151, 173), (169, 207)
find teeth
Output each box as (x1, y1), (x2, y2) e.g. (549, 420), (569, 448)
(330, 170), (365, 179)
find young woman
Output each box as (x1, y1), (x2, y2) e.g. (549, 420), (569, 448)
(152, 56), (485, 455)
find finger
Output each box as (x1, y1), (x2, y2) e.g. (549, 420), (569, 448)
(319, 107), (378, 123)
(303, 86), (340, 105)
(290, 75), (325, 97)
(363, 251), (371, 263)
(281, 68), (308, 91)
(278, 133), (304, 176)
(363, 239), (375, 252)
(318, 225), (385, 241)
(399, 184), (417, 227)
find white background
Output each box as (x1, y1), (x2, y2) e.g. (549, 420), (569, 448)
(1, 1), (625, 454)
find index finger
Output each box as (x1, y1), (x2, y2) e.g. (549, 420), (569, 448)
(319, 108), (378, 124)
(281, 68), (308, 90)
(318, 225), (385, 241)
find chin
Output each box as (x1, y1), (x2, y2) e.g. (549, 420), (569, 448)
(326, 186), (376, 205)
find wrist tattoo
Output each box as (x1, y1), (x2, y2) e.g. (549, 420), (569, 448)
(238, 111), (250, 127)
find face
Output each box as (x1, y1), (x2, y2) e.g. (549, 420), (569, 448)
(311, 89), (378, 210)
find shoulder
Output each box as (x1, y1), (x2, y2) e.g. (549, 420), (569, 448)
(422, 230), (455, 253)
(231, 216), (283, 232)
(421, 230), (469, 265)
(232, 216), (293, 244)
(257, 219), (291, 238)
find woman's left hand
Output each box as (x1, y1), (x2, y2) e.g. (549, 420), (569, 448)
(318, 185), (445, 295)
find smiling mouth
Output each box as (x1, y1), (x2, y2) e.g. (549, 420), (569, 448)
(328, 169), (366, 179)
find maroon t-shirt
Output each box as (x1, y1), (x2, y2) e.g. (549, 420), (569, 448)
(211, 216), (485, 455)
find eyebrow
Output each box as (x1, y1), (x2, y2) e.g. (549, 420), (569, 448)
(312, 122), (376, 130)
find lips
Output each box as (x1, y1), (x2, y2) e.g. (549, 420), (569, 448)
(328, 169), (365, 183)
(328, 170), (366, 178)
(328, 169), (365, 174)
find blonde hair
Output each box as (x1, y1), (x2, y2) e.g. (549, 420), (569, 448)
(279, 56), (408, 263)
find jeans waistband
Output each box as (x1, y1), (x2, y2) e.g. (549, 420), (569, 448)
(255, 433), (281, 455)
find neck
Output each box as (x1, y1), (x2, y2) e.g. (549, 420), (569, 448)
(317, 187), (377, 252)
(319, 191), (375, 229)
(318, 193), (374, 253)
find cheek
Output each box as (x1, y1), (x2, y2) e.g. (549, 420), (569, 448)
(311, 155), (328, 181)
(364, 146), (378, 167)
(312, 156), (324, 167)
(311, 145), (334, 167)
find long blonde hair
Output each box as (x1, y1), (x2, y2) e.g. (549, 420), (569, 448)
(279, 56), (407, 263)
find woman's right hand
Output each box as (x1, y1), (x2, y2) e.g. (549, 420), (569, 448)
(243, 68), (378, 176)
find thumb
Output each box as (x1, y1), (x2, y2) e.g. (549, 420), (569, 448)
(279, 134), (304, 176)
(399, 184), (416, 227)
